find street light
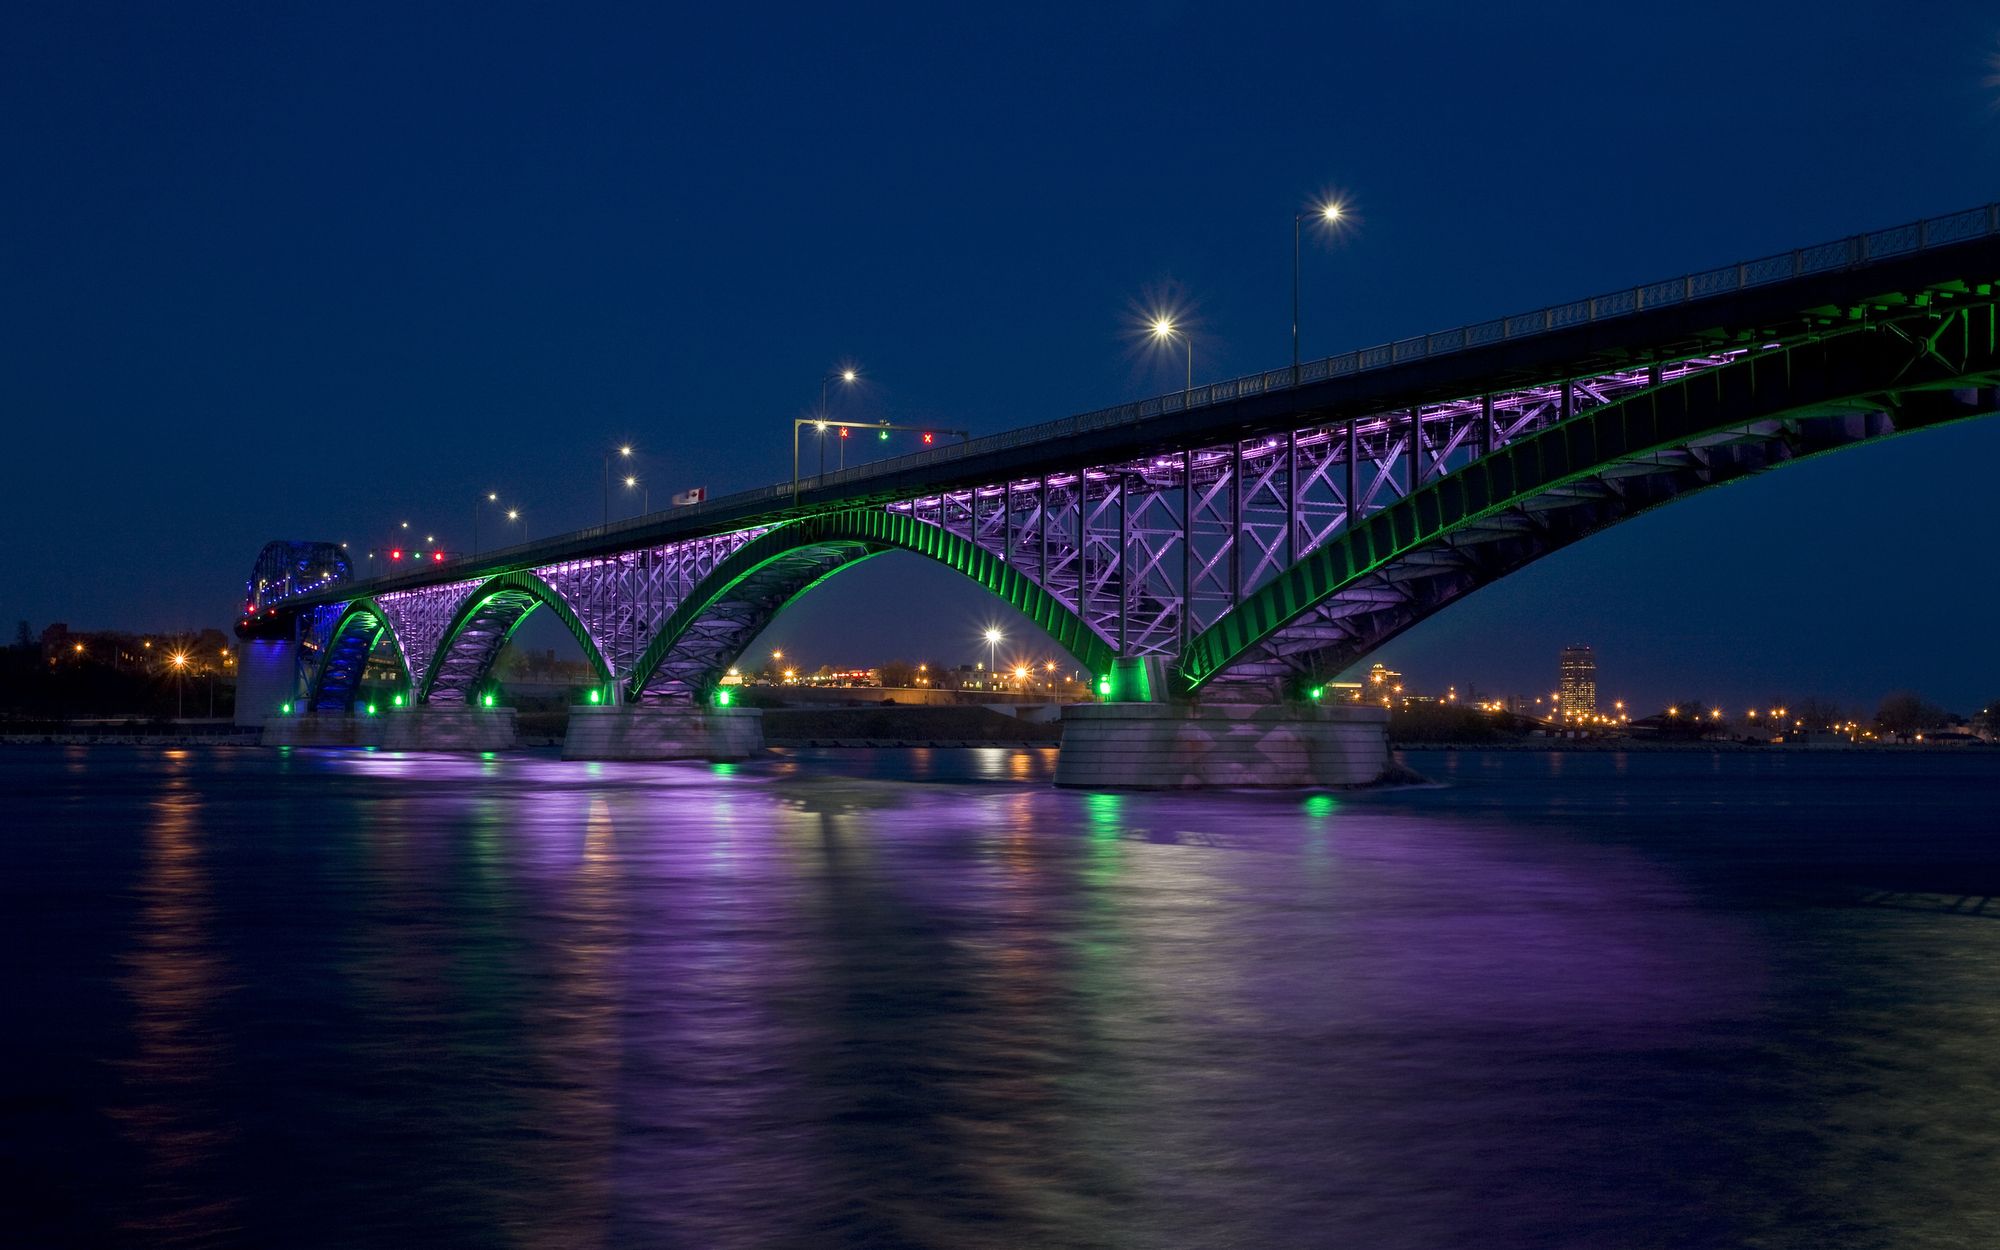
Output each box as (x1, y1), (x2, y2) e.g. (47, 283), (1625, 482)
(983, 627), (1003, 681)
(473, 491), (501, 556)
(1150, 316), (1191, 394)
(817, 367), (860, 476)
(169, 650), (189, 719)
(1294, 200), (1345, 378)
(603, 445), (635, 525)
(623, 474), (648, 516)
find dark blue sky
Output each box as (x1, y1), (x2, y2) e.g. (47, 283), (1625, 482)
(4, 2), (1997, 712)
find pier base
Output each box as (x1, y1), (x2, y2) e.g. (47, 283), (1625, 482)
(380, 706), (518, 751)
(234, 639), (299, 728)
(261, 714), (385, 748)
(562, 704), (764, 761)
(1054, 702), (1390, 789)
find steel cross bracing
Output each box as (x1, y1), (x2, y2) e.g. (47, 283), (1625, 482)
(282, 288), (2000, 709)
(299, 530), (765, 710)
(884, 352), (1742, 660)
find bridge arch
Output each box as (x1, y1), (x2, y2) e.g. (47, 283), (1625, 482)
(307, 598), (414, 712)
(624, 508), (1116, 702)
(1180, 314), (2000, 698)
(420, 571), (613, 705)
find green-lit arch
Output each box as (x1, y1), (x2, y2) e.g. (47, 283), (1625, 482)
(1179, 309), (2000, 695)
(624, 508), (1116, 702)
(306, 597), (413, 711)
(419, 570), (612, 704)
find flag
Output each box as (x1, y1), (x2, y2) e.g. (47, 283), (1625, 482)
(672, 486), (707, 507)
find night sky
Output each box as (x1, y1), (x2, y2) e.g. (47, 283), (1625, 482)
(5, 2), (1997, 713)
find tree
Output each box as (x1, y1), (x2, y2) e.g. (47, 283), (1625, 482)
(1794, 696), (1842, 732)
(1875, 691), (1945, 737)
(878, 660), (917, 689)
(12, 621), (30, 651)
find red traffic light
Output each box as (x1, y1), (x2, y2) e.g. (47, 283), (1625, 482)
(432, 551), (444, 562)
(390, 549), (404, 560)
(922, 431), (934, 444)
(838, 427), (848, 438)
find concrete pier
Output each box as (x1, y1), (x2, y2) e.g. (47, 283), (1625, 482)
(261, 714), (385, 748)
(234, 639), (299, 728)
(562, 704), (764, 761)
(380, 706), (518, 751)
(1054, 702), (1390, 789)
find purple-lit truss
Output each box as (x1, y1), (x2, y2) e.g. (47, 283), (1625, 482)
(291, 313), (2000, 710)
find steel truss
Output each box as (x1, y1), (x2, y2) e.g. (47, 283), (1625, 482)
(294, 295), (2000, 709)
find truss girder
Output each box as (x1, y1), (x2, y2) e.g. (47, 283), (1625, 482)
(1181, 307), (2000, 696)
(288, 296), (2000, 713)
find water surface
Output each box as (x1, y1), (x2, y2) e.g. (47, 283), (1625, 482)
(5, 745), (1999, 1248)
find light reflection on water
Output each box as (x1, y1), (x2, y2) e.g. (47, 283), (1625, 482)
(5, 745), (2000, 1247)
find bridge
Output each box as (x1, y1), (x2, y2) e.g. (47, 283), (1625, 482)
(239, 203), (2000, 785)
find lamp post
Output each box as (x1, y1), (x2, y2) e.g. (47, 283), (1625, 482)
(1293, 200), (1344, 380)
(1151, 317), (1191, 394)
(603, 446), (633, 526)
(819, 367), (858, 476)
(983, 627), (1003, 684)
(794, 367), (860, 501)
(169, 651), (189, 719)
(623, 474), (648, 517)
(473, 492), (502, 555)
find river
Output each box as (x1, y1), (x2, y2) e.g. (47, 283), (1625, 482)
(4, 745), (1998, 1248)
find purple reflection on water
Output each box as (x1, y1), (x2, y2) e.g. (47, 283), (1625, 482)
(6, 746), (2000, 1247)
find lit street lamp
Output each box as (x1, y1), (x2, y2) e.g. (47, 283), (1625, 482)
(818, 367), (859, 476)
(473, 491), (503, 556)
(983, 627), (1003, 681)
(1293, 199), (1344, 378)
(603, 445), (632, 526)
(169, 650), (189, 719)
(1150, 316), (1191, 394)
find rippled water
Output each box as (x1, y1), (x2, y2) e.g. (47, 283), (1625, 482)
(5, 744), (2000, 1248)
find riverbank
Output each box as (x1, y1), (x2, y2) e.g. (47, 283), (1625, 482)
(1394, 737), (1996, 752)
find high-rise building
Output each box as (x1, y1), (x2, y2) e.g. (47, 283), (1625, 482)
(1558, 645), (1597, 718)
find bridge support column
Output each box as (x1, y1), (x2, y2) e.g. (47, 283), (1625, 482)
(380, 706), (518, 752)
(1054, 702), (1389, 789)
(562, 704), (764, 762)
(261, 713), (387, 748)
(234, 638), (299, 728)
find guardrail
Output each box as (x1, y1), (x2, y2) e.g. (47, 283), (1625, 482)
(310, 201), (2000, 601)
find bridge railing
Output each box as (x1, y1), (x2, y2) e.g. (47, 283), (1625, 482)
(311, 202), (2000, 601)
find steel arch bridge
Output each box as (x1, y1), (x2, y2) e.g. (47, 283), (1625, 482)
(249, 203), (2000, 713)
